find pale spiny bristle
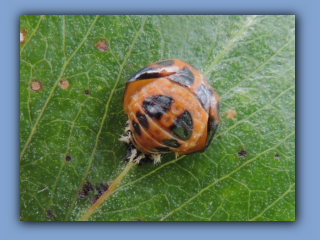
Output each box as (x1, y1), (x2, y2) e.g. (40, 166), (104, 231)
(121, 119), (162, 164)
(151, 154), (161, 164)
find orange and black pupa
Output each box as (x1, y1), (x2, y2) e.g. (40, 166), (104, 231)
(120, 59), (220, 164)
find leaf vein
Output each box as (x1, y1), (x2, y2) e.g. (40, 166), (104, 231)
(160, 131), (294, 221)
(204, 15), (258, 75)
(68, 16), (148, 221)
(20, 15), (100, 162)
(20, 15), (45, 57)
(249, 183), (295, 221)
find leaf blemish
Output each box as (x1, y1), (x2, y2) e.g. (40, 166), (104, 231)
(88, 182), (109, 204)
(89, 195), (99, 204)
(96, 182), (109, 195)
(30, 80), (42, 92)
(59, 79), (69, 90)
(274, 154), (279, 160)
(78, 181), (94, 199)
(78, 189), (88, 199)
(46, 209), (54, 218)
(20, 29), (27, 44)
(84, 89), (90, 95)
(238, 150), (247, 157)
(95, 40), (108, 52)
(65, 155), (72, 162)
(226, 109), (236, 119)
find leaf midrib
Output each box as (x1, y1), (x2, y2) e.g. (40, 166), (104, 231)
(66, 16), (148, 220)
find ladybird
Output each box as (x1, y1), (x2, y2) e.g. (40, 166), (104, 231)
(120, 59), (220, 163)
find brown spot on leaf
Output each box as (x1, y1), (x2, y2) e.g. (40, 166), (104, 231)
(238, 150), (247, 157)
(274, 154), (279, 160)
(30, 80), (42, 92)
(20, 29), (27, 44)
(59, 79), (69, 90)
(95, 40), (108, 52)
(226, 109), (236, 119)
(84, 89), (90, 95)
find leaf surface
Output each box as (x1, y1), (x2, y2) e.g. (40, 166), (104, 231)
(20, 15), (295, 221)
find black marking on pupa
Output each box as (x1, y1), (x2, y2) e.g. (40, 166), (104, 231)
(163, 139), (180, 148)
(143, 95), (174, 120)
(196, 84), (213, 112)
(167, 67), (194, 87)
(170, 110), (193, 140)
(136, 111), (149, 129)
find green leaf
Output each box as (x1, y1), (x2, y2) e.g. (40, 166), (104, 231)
(20, 15), (295, 221)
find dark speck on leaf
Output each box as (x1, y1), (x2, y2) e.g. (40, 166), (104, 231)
(78, 182), (94, 199)
(83, 182), (94, 192)
(78, 189), (88, 199)
(88, 182), (109, 204)
(96, 182), (109, 196)
(46, 210), (54, 218)
(89, 195), (99, 204)
(238, 150), (247, 157)
(84, 89), (90, 95)
(65, 155), (72, 162)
